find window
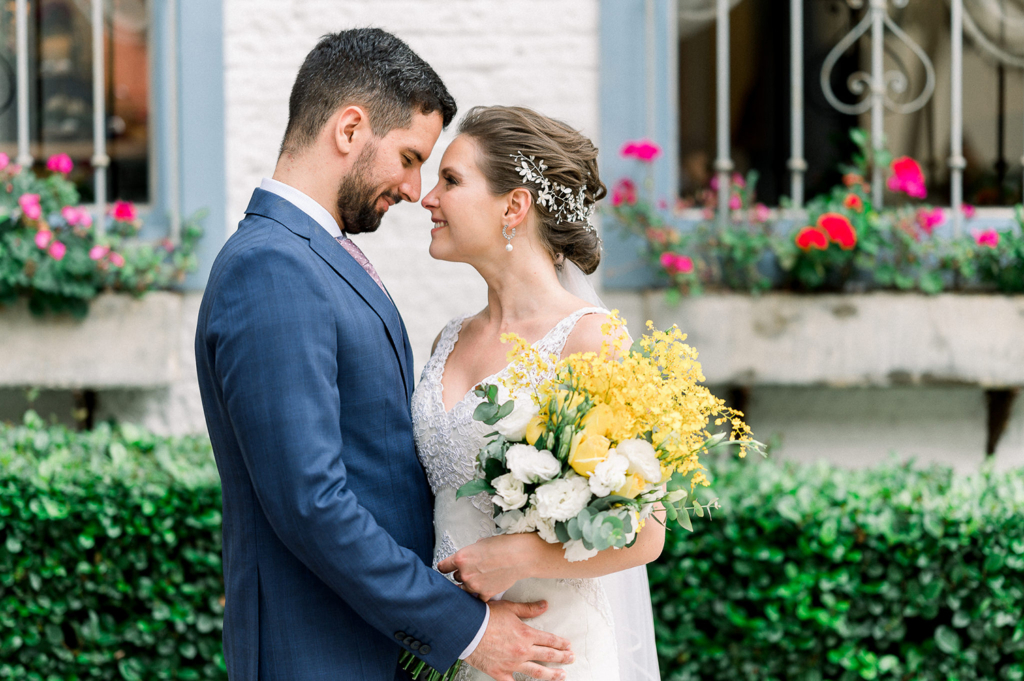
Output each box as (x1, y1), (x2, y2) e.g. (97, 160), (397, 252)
(0, 0), (150, 203)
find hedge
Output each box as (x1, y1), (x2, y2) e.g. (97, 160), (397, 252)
(3, 414), (1023, 680)
(651, 458), (1024, 681)
(0, 412), (223, 680)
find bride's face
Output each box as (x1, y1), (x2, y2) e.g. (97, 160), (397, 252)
(421, 135), (509, 263)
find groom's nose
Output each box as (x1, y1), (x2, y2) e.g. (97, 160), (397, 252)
(398, 170), (421, 203)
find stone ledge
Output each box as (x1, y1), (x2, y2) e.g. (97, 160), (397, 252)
(0, 292), (200, 389)
(602, 291), (1024, 388)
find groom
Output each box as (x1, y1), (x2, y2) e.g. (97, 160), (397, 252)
(195, 28), (573, 681)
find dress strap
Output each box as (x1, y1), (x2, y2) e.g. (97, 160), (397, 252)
(420, 313), (473, 383)
(536, 306), (609, 358)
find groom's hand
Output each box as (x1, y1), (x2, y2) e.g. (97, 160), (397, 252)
(465, 600), (573, 681)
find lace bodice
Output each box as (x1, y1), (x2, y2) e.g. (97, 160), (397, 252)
(411, 307), (607, 498)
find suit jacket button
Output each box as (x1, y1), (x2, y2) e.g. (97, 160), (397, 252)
(403, 636), (414, 646)
(410, 641), (421, 650)
(394, 632), (406, 641)
(420, 645), (431, 655)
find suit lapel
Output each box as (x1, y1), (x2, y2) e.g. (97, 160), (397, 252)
(244, 188), (412, 390)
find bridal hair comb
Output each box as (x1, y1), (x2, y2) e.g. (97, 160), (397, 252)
(511, 152), (596, 232)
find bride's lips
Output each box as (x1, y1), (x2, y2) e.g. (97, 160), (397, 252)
(430, 220), (448, 235)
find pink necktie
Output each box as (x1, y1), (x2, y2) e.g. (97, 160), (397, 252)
(336, 236), (389, 298)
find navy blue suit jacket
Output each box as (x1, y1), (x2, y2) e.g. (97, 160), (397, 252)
(195, 188), (486, 680)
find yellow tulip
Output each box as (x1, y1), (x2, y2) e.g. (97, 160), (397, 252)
(616, 473), (647, 499)
(568, 430), (611, 477)
(525, 414), (546, 446)
(553, 390), (585, 414)
(581, 403), (616, 438)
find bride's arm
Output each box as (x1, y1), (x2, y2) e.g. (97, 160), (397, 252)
(437, 506), (666, 601)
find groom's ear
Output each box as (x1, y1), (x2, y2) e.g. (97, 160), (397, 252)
(332, 105), (370, 157)
(504, 188), (533, 230)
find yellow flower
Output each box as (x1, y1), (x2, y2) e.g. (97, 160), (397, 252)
(581, 402), (616, 438)
(525, 414), (546, 446)
(616, 473), (646, 499)
(552, 389), (585, 414)
(568, 429), (611, 477)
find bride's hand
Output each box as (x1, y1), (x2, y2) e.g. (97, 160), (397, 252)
(437, 533), (543, 601)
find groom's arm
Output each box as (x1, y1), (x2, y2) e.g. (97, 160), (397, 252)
(206, 243), (486, 671)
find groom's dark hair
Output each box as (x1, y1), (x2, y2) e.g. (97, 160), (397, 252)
(281, 28), (457, 155)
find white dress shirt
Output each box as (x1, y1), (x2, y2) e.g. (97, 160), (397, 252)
(256, 178), (490, 661)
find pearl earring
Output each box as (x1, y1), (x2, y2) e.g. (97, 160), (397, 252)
(502, 223), (515, 252)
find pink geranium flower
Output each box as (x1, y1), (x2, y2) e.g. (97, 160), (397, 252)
(660, 252), (694, 275)
(46, 153), (73, 175)
(729, 194), (742, 211)
(35, 230), (53, 249)
(0, 153), (9, 170)
(62, 206), (93, 228)
(89, 245), (110, 261)
(795, 226), (829, 251)
(19, 193), (41, 220)
(752, 203), (770, 224)
(887, 157), (927, 199)
(731, 173), (746, 189)
(110, 200), (137, 222)
(962, 204), (976, 219)
(610, 178), (637, 207)
(915, 207), (945, 235)
(109, 252), (126, 267)
(48, 241), (66, 260)
(620, 139), (661, 163)
(972, 228), (999, 249)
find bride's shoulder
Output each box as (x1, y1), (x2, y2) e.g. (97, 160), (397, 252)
(561, 309), (632, 359)
(430, 310), (483, 355)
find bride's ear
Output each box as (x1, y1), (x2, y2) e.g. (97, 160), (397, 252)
(504, 188), (533, 231)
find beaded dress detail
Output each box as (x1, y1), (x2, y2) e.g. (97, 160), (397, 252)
(411, 308), (619, 681)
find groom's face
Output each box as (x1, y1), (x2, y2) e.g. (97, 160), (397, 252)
(336, 111), (444, 234)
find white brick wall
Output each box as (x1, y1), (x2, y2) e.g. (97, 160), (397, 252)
(223, 0), (601, 374)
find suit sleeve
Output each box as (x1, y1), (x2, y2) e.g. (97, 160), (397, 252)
(205, 245), (486, 670)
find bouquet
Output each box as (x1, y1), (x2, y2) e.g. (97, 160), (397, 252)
(456, 312), (758, 561)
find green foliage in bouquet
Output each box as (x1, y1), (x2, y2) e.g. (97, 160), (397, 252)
(650, 457), (1024, 681)
(0, 154), (204, 318)
(0, 411), (225, 680)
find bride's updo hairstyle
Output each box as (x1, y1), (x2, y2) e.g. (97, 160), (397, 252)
(457, 106), (606, 274)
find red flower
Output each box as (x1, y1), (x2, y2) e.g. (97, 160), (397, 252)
(795, 227), (828, 250)
(611, 178), (637, 207)
(972, 228), (999, 249)
(817, 212), (857, 249)
(843, 173), (866, 188)
(843, 193), (863, 212)
(48, 241), (66, 261)
(620, 139), (661, 162)
(961, 204), (976, 219)
(887, 157), (927, 199)
(660, 252), (694, 274)
(110, 200), (137, 222)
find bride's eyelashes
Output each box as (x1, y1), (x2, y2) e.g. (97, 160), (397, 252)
(442, 171), (459, 187)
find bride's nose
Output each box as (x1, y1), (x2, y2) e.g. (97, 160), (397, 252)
(421, 184), (440, 209)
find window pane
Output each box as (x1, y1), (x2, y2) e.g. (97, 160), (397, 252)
(0, 0), (149, 203)
(676, 0), (1023, 207)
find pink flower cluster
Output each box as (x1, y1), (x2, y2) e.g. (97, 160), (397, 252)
(62, 206), (93, 228)
(34, 230), (66, 261)
(887, 157), (927, 199)
(660, 252), (694, 275)
(915, 207), (945, 236)
(972, 228), (1000, 249)
(18, 193), (42, 221)
(620, 139), (661, 163)
(611, 178), (637, 207)
(88, 244), (126, 267)
(46, 153), (73, 175)
(110, 200), (137, 222)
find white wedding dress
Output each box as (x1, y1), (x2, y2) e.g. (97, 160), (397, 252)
(411, 307), (660, 681)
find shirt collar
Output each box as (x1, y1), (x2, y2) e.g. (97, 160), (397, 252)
(259, 177), (344, 239)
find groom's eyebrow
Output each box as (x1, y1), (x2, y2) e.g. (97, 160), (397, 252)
(406, 148), (425, 164)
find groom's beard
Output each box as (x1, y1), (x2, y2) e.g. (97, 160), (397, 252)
(336, 141), (402, 234)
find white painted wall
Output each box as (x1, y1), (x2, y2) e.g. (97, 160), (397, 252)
(223, 0), (601, 375)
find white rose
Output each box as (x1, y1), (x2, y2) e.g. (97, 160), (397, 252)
(563, 539), (599, 563)
(493, 392), (541, 441)
(615, 439), (663, 483)
(525, 505), (559, 544)
(495, 509), (534, 534)
(588, 451), (630, 497)
(533, 475), (592, 522)
(492, 473), (528, 511)
(506, 444), (561, 484)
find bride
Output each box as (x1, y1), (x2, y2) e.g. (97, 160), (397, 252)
(412, 106), (663, 681)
